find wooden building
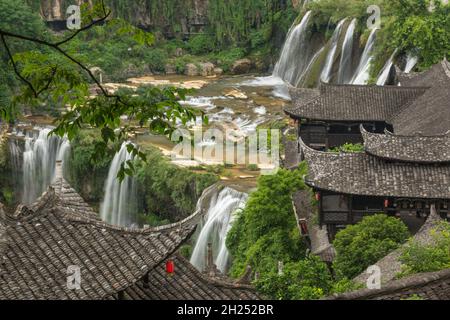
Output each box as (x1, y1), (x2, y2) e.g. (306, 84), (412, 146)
(300, 130), (450, 240)
(0, 162), (259, 300)
(286, 60), (450, 240)
(285, 60), (450, 150)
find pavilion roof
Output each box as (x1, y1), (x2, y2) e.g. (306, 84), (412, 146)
(285, 82), (427, 121)
(361, 125), (450, 164)
(301, 139), (450, 199)
(121, 254), (260, 300)
(0, 168), (200, 300)
(391, 60), (450, 136)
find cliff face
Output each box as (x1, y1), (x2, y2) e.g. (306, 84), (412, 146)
(35, 0), (209, 31)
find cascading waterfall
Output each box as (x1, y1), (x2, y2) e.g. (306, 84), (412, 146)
(404, 54), (418, 73)
(376, 51), (397, 86)
(351, 28), (378, 85)
(100, 142), (138, 227)
(338, 19), (357, 84)
(20, 127), (70, 205)
(190, 187), (248, 274)
(295, 46), (325, 87)
(320, 19), (347, 83)
(273, 11), (313, 85)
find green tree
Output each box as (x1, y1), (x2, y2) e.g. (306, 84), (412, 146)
(333, 214), (410, 279)
(0, 0), (203, 179)
(255, 255), (333, 300)
(399, 221), (450, 277)
(226, 163), (309, 277)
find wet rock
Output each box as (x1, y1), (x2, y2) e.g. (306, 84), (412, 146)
(200, 62), (215, 76)
(213, 67), (224, 76)
(224, 89), (248, 100)
(185, 63), (199, 76)
(165, 64), (177, 75)
(231, 58), (252, 75)
(175, 48), (184, 57)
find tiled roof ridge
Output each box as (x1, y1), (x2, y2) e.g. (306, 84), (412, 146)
(7, 186), (201, 236)
(361, 125), (450, 164)
(9, 170), (209, 236)
(319, 80), (430, 91)
(326, 268), (450, 300)
(168, 253), (258, 291)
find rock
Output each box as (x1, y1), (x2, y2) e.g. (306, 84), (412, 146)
(185, 63), (199, 76)
(224, 88), (248, 100)
(175, 48), (184, 57)
(199, 62), (215, 76)
(231, 58), (252, 75)
(213, 67), (223, 76)
(165, 64), (176, 75)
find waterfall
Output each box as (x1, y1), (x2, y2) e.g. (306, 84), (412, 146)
(376, 51), (397, 86)
(404, 54), (418, 73)
(273, 11), (313, 85)
(320, 19), (347, 83)
(190, 187), (248, 274)
(338, 19), (357, 84)
(351, 28), (378, 85)
(20, 127), (70, 205)
(295, 46), (325, 87)
(100, 142), (138, 227)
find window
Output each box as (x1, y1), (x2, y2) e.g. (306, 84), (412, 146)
(322, 195), (349, 212)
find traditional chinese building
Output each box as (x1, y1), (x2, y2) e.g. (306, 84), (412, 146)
(286, 60), (450, 240)
(285, 60), (450, 150)
(0, 162), (259, 300)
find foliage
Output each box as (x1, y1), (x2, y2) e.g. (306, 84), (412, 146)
(398, 221), (450, 278)
(330, 278), (364, 294)
(330, 143), (364, 153)
(66, 129), (115, 201)
(255, 255), (333, 300)
(139, 212), (170, 227)
(333, 214), (410, 279)
(227, 164), (309, 278)
(207, 0), (297, 50)
(188, 35), (216, 55)
(179, 244), (193, 259)
(136, 144), (218, 222)
(144, 48), (168, 73)
(367, 0), (450, 75)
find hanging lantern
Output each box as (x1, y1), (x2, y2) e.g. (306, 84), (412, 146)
(166, 260), (174, 275)
(315, 193), (321, 201)
(384, 199), (390, 208)
(299, 219), (309, 236)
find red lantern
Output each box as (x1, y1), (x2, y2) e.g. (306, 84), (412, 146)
(166, 260), (174, 275)
(384, 199), (390, 208)
(315, 193), (321, 201)
(299, 219), (309, 235)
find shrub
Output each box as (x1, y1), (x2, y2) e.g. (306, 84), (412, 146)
(330, 143), (364, 153)
(398, 221), (450, 278)
(333, 214), (410, 279)
(144, 49), (169, 73)
(188, 34), (216, 55)
(255, 255), (333, 300)
(227, 164), (309, 277)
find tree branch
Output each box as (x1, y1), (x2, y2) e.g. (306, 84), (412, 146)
(0, 0), (117, 100)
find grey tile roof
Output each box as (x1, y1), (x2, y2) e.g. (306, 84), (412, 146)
(0, 179), (199, 300)
(301, 139), (450, 199)
(327, 268), (450, 300)
(122, 254), (260, 300)
(285, 82), (428, 121)
(392, 60), (450, 136)
(361, 125), (450, 164)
